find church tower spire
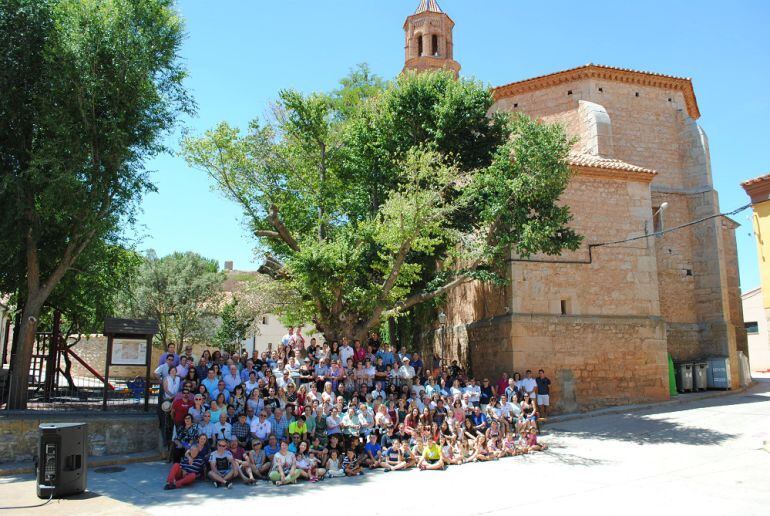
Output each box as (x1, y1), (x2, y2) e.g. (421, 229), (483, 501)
(403, 0), (461, 77)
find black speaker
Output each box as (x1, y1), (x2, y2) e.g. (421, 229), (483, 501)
(36, 422), (88, 499)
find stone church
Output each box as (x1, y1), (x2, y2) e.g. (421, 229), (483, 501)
(407, 1), (747, 411)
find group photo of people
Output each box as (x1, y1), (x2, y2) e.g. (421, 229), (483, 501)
(155, 328), (552, 490)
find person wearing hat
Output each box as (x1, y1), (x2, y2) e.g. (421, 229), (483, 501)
(398, 357), (416, 389)
(298, 358), (314, 384)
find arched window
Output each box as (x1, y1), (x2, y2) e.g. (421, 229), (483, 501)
(417, 35), (424, 56)
(432, 34), (439, 56)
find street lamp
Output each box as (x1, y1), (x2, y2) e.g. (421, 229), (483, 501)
(438, 311), (447, 369)
(648, 201), (670, 236)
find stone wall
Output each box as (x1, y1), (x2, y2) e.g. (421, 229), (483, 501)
(421, 313), (668, 413)
(0, 412), (158, 464)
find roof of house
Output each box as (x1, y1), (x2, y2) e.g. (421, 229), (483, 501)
(741, 173), (770, 188)
(568, 152), (657, 182)
(493, 63), (701, 120)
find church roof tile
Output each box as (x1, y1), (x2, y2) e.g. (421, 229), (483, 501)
(568, 152), (657, 182)
(493, 63), (701, 120)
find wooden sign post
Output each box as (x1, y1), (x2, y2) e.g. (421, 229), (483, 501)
(103, 318), (159, 411)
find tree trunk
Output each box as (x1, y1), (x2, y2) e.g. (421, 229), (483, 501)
(7, 303), (43, 409)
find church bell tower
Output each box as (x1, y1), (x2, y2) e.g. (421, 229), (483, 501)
(403, 0), (461, 77)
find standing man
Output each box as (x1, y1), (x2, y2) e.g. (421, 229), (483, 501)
(397, 357), (416, 389)
(223, 365), (241, 393)
(367, 332), (382, 352)
(158, 343), (179, 367)
(153, 355), (176, 381)
(522, 370), (538, 402)
(281, 327), (296, 348)
(536, 369), (552, 418)
(339, 338), (354, 367)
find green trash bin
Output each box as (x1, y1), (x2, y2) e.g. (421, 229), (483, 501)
(668, 354), (678, 397)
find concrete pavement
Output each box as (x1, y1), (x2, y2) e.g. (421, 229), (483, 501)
(2, 379), (769, 515)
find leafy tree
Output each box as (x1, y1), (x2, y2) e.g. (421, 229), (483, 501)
(0, 0), (192, 407)
(183, 70), (581, 342)
(120, 251), (225, 347)
(213, 298), (252, 355)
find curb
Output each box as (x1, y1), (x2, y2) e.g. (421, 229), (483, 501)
(545, 383), (755, 426)
(0, 450), (162, 477)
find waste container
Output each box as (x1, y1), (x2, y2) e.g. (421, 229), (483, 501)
(676, 363), (693, 392)
(692, 362), (708, 391)
(706, 357), (731, 389)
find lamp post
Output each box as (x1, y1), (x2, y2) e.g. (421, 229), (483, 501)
(438, 311), (447, 370)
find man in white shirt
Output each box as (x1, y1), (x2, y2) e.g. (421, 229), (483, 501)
(363, 359), (376, 388)
(214, 413), (232, 442)
(371, 382), (386, 401)
(464, 378), (481, 407)
(281, 327), (296, 347)
(339, 338), (354, 366)
(154, 355), (176, 381)
(276, 371), (292, 390)
(222, 365), (241, 392)
(398, 358), (416, 388)
(250, 410), (272, 443)
(521, 370), (538, 399)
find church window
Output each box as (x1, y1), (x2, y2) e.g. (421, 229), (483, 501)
(418, 35), (424, 56)
(432, 34), (439, 56)
(513, 103), (518, 108)
(598, 87), (603, 92)
(560, 299), (570, 315)
(635, 92), (640, 97)
(567, 90), (573, 95)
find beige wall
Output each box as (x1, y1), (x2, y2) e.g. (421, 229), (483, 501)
(742, 289), (770, 372)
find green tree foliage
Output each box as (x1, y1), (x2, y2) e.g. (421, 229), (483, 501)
(120, 251), (225, 347)
(213, 298), (252, 355)
(0, 0), (192, 407)
(183, 69), (581, 341)
(48, 241), (142, 335)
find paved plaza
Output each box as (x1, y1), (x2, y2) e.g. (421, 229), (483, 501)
(2, 379), (769, 515)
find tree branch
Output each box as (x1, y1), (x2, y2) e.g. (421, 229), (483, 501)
(360, 238), (413, 331)
(380, 270), (475, 320)
(255, 230), (282, 239)
(267, 204), (300, 252)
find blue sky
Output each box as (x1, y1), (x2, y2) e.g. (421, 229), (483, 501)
(135, 0), (770, 290)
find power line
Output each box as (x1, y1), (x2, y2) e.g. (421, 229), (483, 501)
(508, 202), (753, 265)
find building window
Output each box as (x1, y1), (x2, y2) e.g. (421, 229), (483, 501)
(261, 316), (269, 325)
(745, 321), (759, 334)
(418, 35), (424, 56)
(560, 299), (570, 315)
(432, 34), (439, 56)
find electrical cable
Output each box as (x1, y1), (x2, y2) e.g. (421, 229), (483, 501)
(0, 491), (53, 510)
(508, 202), (753, 265)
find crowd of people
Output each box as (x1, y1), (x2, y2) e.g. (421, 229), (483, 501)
(154, 327), (552, 490)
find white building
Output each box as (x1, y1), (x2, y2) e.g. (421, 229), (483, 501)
(741, 287), (770, 372)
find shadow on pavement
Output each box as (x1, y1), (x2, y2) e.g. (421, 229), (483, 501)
(549, 413), (736, 445)
(90, 460), (378, 509)
(546, 380), (770, 446)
